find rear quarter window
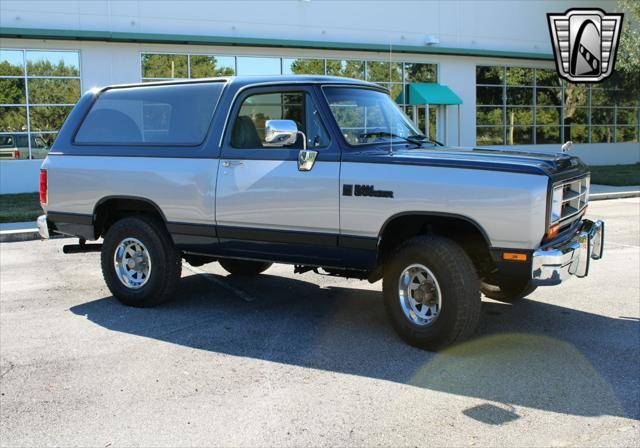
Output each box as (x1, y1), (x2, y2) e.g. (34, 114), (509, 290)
(74, 82), (223, 146)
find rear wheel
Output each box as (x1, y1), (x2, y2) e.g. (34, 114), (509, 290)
(218, 258), (272, 276)
(480, 278), (537, 302)
(382, 235), (481, 351)
(101, 216), (181, 307)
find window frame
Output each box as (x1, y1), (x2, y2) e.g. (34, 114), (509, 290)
(0, 47), (82, 159)
(476, 64), (640, 145)
(140, 52), (438, 112)
(221, 84), (334, 160)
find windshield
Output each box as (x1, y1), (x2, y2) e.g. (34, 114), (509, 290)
(324, 87), (423, 146)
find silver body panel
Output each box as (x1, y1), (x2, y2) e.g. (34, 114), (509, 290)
(43, 154), (549, 250)
(340, 162), (549, 249)
(42, 156), (217, 224)
(216, 159), (339, 233)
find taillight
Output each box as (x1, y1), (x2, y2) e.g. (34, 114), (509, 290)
(39, 169), (48, 205)
(15, 149), (21, 159)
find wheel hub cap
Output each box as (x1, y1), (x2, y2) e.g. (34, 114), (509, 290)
(398, 263), (442, 326)
(114, 237), (152, 289)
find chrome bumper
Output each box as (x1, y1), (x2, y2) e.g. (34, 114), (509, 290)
(531, 219), (604, 286)
(37, 214), (50, 239)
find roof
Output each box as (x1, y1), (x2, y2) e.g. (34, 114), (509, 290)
(102, 75), (382, 91)
(398, 83), (463, 105)
(227, 75), (381, 89)
(0, 26), (554, 61)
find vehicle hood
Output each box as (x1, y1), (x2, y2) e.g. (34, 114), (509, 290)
(343, 144), (588, 180)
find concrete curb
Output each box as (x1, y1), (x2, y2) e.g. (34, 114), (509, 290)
(0, 229), (68, 243)
(589, 191), (640, 201)
(0, 228), (40, 243)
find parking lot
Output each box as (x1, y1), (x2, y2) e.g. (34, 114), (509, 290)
(1, 198), (638, 447)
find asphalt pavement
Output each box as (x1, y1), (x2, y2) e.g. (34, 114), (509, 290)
(1, 198), (639, 447)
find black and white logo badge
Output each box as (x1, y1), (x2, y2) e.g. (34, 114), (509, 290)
(547, 9), (623, 83)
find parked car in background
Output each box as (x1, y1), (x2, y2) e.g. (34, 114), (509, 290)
(0, 133), (50, 159)
(37, 76), (605, 350)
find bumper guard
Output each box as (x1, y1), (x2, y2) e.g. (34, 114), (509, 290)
(531, 219), (604, 286)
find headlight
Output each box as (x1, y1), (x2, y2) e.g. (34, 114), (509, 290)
(550, 185), (563, 223)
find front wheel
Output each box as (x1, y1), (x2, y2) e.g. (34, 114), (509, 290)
(101, 216), (182, 307)
(383, 235), (481, 351)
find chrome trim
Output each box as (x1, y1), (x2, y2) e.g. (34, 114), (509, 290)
(398, 263), (442, 327)
(37, 215), (49, 239)
(264, 119), (299, 146)
(532, 219), (604, 286)
(549, 174), (590, 228)
(298, 148), (317, 172)
(113, 237), (152, 289)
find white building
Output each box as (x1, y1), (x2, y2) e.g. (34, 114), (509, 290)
(1, 0), (638, 193)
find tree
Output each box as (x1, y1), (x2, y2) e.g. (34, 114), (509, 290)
(289, 59), (324, 75)
(615, 0), (640, 98)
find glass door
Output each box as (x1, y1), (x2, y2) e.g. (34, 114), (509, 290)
(408, 105), (440, 142)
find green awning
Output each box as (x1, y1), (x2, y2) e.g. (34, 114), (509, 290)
(397, 83), (463, 105)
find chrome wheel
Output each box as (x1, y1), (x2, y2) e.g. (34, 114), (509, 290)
(398, 263), (442, 326)
(113, 237), (152, 289)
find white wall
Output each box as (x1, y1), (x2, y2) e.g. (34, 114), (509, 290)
(0, 160), (41, 194)
(493, 142), (640, 166)
(0, 0), (619, 54)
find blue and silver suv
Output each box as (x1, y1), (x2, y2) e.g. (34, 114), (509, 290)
(37, 76), (604, 350)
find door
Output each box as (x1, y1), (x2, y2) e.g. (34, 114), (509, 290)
(216, 85), (341, 264)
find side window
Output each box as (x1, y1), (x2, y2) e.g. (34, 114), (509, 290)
(231, 91), (330, 149)
(75, 82), (223, 146)
(0, 135), (14, 148)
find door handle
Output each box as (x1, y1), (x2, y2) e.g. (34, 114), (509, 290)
(223, 160), (244, 168)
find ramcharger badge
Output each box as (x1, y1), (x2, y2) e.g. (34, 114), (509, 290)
(547, 8), (623, 83)
(343, 184), (394, 198)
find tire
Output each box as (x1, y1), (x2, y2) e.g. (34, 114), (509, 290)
(382, 235), (481, 351)
(480, 278), (537, 302)
(101, 215), (181, 307)
(218, 258), (272, 276)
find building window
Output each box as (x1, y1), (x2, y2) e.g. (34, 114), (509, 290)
(140, 53), (437, 111)
(476, 65), (639, 145)
(141, 53), (235, 81)
(0, 49), (81, 159)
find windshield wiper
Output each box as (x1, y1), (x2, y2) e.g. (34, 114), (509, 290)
(406, 133), (445, 147)
(358, 131), (444, 147)
(359, 131), (421, 146)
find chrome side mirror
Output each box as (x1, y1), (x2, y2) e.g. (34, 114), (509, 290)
(298, 149), (318, 172)
(265, 119), (317, 171)
(264, 120), (298, 146)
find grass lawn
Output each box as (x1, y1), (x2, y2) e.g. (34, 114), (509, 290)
(0, 193), (42, 224)
(589, 164), (640, 186)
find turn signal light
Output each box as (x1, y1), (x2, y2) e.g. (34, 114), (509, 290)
(546, 224), (560, 241)
(503, 252), (527, 262)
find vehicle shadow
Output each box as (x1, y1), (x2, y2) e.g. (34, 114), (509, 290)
(70, 271), (639, 421)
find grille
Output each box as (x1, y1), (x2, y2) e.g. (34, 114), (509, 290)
(551, 175), (590, 228)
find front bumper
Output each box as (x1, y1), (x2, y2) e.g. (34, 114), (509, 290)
(531, 219), (604, 286)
